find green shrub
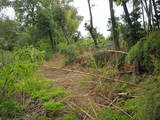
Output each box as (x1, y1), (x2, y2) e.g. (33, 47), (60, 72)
(32, 86), (67, 101)
(124, 99), (138, 115)
(0, 47), (47, 118)
(151, 55), (160, 74)
(43, 101), (65, 113)
(0, 61), (37, 95)
(97, 40), (113, 49)
(0, 50), (14, 66)
(75, 40), (93, 53)
(16, 25), (41, 47)
(135, 79), (160, 120)
(0, 100), (22, 118)
(0, 61), (37, 118)
(126, 31), (160, 72)
(57, 43), (79, 64)
(125, 40), (144, 63)
(38, 39), (54, 60)
(96, 108), (130, 120)
(93, 52), (105, 67)
(121, 77), (160, 120)
(14, 46), (45, 63)
(86, 57), (97, 68)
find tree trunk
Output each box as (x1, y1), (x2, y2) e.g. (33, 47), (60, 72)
(87, 0), (98, 46)
(141, 1), (146, 29)
(109, 0), (120, 50)
(48, 30), (54, 49)
(143, 0), (152, 30)
(122, 1), (132, 27)
(152, 0), (160, 28)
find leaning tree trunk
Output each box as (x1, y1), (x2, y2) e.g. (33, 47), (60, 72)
(109, 0), (120, 50)
(87, 0), (98, 47)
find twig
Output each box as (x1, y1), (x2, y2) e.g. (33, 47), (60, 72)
(43, 65), (141, 88)
(69, 102), (94, 120)
(99, 94), (133, 118)
(88, 98), (98, 118)
(97, 103), (107, 108)
(97, 49), (128, 54)
(109, 96), (118, 106)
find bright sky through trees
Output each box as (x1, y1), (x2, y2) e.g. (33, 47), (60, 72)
(72, 0), (123, 37)
(1, 0), (123, 37)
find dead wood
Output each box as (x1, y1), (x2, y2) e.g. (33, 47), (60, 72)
(99, 93), (133, 118)
(43, 65), (142, 88)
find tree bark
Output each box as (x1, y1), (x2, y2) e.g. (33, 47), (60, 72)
(109, 0), (120, 50)
(141, 1), (146, 29)
(143, 0), (152, 30)
(152, 0), (160, 28)
(122, 1), (132, 27)
(48, 30), (54, 49)
(87, 0), (98, 46)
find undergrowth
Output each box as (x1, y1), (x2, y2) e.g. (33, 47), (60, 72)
(59, 113), (79, 120)
(0, 46), (68, 119)
(95, 108), (130, 120)
(126, 31), (160, 72)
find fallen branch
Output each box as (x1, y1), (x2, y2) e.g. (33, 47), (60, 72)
(98, 49), (128, 54)
(43, 65), (142, 88)
(69, 102), (94, 120)
(88, 98), (98, 118)
(109, 96), (118, 106)
(99, 93), (133, 118)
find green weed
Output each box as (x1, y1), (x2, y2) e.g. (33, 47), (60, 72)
(95, 108), (130, 120)
(43, 101), (65, 113)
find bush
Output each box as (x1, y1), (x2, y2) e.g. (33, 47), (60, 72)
(126, 31), (160, 72)
(151, 55), (160, 74)
(57, 43), (79, 64)
(95, 108), (130, 120)
(0, 47), (48, 118)
(125, 40), (144, 63)
(32, 86), (67, 101)
(43, 101), (65, 114)
(121, 77), (160, 120)
(0, 61), (37, 118)
(97, 40), (113, 49)
(93, 49), (120, 68)
(75, 39), (93, 53)
(0, 100), (22, 118)
(135, 79), (160, 120)
(14, 46), (45, 63)
(38, 39), (54, 60)
(16, 25), (41, 47)
(0, 50), (14, 67)
(124, 98), (138, 115)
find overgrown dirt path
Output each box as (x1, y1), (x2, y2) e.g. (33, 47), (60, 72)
(40, 54), (103, 119)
